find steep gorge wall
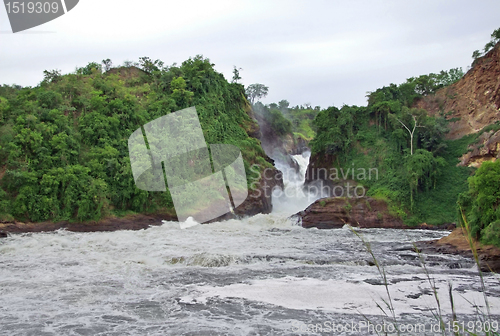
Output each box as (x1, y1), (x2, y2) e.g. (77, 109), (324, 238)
(416, 42), (500, 167)
(416, 42), (500, 140)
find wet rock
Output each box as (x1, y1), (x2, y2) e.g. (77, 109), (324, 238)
(416, 228), (500, 273)
(207, 166), (284, 223)
(406, 293), (423, 299)
(0, 231), (7, 238)
(295, 196), (455, 230)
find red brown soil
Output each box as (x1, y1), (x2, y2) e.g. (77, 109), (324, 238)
(415, 42), (500, 140)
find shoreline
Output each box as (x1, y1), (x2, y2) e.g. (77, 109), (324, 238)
(0, 213), (177, 235)
(416, 228), (500, 273)
(1, 212), (456, 236)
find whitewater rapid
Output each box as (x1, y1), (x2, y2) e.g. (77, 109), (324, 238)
(0, 153), (499, 335)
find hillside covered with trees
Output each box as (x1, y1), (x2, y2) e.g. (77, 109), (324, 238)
(307, 67), (470, 225)
(0, 56), (273, 223)
(306, 28), (500, 247)
(1, 29), (499, 249)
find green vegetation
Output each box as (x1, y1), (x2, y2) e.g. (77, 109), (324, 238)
(255, 100), (319, 142)
(308, 26), (499, 246)
(2, 26), (499, 248)
(253, 102), (292, 137)
(458, 160), (500, 246)
(0, 56), (271, 222)
(245, 83), (269, 104)
(472, 27), (500, 62)
(309, 67), (471, 226)
(284, 103), (319, 141)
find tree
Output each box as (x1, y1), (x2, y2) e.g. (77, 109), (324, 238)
(102, 59), (113, 72)
(232, 66), (242, 83)
(245, 83), (269, 104)
(471, 27), (500, 63)
(405, 149), (446, 210)
(394, 108), (426, 155)
(492, 27), (500, 40)
(76, 62), (102, 76)
(0, 96), (9, 122)
(170, 76), (194, 108)
(472, 49), (481, 61)
(278, 99), (289, 110)
(123, 60), (137, 67)
(138, 57), (164, 74)
(42, 69), (61, 83)
(458, 160), (500, 245)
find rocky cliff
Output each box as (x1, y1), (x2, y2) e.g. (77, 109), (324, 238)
(416, 42), (500, 140)
(458, 129), (500, 167)
(415, 42), (500, 167)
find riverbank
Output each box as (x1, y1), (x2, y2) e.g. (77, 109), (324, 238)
(417, 228), (500, 272)
(295, 196), (456, 230)
(0, 212), (176, 235)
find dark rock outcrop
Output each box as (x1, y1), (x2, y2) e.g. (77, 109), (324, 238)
(236, 168), (284, 216)
(459, 129), (500, 167)
(304, 153), (341, 192)
(296, 196), (455, 230)
(208, 166), (284, 222)
(416, 228), (500, 273)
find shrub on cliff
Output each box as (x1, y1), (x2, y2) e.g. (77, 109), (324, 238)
(458, 160), (500, 247)
(472, 27), (500, 63)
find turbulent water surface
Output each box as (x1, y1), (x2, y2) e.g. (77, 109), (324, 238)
(1, 154), (499, 335)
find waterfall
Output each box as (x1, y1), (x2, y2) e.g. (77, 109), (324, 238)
(271, 151), (321, 215)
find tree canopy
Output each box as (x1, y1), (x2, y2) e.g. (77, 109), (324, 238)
(0, 56), (271, 223)
(245, 84), (269, 104)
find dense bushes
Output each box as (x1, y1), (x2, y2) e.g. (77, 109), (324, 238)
(309, 68), (471, 226)
(458, 160), (500, 246)
(0, 56), (269, 222)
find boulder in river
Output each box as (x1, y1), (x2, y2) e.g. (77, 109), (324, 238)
(295, 196), (455, 230)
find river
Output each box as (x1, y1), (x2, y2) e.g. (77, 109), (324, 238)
(0, 153), (499, 335)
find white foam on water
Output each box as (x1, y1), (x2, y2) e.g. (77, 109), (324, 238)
(178, 216), (200, 229)
(188, 275), (500, 316)
(1, 149), (498, 334)
(0, 217), (495, 334)
(272, 151), (323, 215)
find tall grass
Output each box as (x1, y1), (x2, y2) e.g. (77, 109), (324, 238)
(350, 224), (499, 336)
(349, 226), (400, 336)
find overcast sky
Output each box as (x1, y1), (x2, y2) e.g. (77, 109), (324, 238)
(1, 0), (499, 108)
